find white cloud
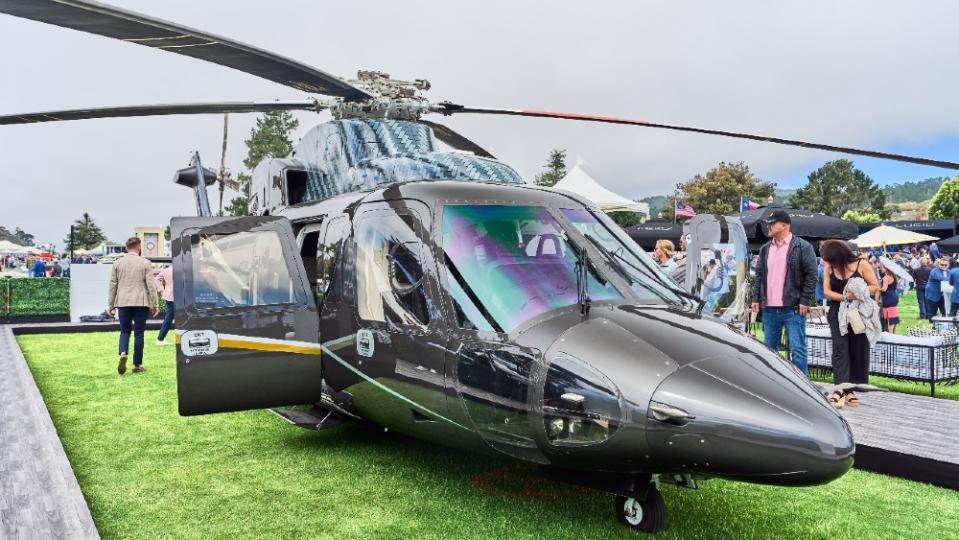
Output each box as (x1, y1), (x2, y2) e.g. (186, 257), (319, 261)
(1, 0), (957, 246)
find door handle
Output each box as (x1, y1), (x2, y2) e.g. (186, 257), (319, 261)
(648, 403), (695, 426)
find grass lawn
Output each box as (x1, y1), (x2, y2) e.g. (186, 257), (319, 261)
(17, 331), (959, 540)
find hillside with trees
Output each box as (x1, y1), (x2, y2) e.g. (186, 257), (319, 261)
(883, 176), (949, 204)
(0, 226), (34, 246)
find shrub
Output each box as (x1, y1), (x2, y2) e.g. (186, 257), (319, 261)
(2, 277), (70, 316)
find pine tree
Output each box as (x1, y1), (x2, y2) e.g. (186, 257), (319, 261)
(13, 227), (34, 246)
(534, 149), (567, 187)
(64, 212), (106, 250)
(226, 111), (300, 216)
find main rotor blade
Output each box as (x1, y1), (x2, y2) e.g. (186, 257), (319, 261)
(436, 104), (959, 171)
(419, 120), (495, 159)
(0, 100), (320, 125)
(0, 0), (372, 101)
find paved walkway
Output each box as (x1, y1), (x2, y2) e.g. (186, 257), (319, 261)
(0, 326), (99, 539)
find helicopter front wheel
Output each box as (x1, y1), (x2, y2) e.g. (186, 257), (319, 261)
(615, 484), (667, 534)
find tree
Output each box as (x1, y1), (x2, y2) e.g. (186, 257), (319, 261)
(790, 159), (890, 218)
(883, 176), (948, 203)
(928, 177), (959, 219)
(662, 162), (775, 221)
(534, 149), (567, 187)
(226, 111), (300, 216)
(13, 227), (34, 246)
(639, 195), (668, 218)
(224, 172), (252, 217)
(841, 209), (881, 223)
(607, 211), (645, 229)
(64, 212), (106, 251)
(0, 226), (34, 246)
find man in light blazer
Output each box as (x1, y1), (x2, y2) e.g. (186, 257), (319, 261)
(108, 237), (159, 374)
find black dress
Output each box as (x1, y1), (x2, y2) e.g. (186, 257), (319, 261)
(827, 262), (870, 385)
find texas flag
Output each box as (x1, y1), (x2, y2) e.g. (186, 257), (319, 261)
(740, 197), (760, 212)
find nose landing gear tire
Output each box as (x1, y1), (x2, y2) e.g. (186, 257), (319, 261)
(615, 485), (666, 534)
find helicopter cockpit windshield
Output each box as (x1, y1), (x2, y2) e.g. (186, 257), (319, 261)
(441, 205), (689, 333)
(559, 209), (689, 308)
(442, 205), (621, 332)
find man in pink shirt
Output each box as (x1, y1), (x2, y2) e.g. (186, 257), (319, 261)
(750, 210), (818, 374)
(154, 264), (175, 346)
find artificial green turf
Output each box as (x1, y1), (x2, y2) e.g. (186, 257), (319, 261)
(17, 331), (959, 540)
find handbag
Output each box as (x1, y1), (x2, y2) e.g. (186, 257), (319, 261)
(845, 302), (866, 334)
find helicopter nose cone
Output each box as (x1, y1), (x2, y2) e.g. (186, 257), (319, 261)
(647, 353), (854, 485)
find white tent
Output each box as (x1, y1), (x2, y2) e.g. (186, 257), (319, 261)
(0, 240), (30, 253)
(552, 164), (649, 215)
(852, 225), (938, 248)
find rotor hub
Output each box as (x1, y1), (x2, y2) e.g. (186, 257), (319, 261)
(331, 70), (433, 121)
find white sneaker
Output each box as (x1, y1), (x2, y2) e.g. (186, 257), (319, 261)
(156, 339), (170, 346)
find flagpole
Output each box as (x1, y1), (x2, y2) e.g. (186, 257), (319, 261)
(673, 190), (678, 224)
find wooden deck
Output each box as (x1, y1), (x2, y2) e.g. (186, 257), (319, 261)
(0, 326), (99, 539)
(817, 383), (959, 490)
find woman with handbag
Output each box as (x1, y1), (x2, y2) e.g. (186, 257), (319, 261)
(821, 240), (879, 407)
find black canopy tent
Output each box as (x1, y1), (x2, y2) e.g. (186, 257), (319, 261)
(733, 204), (858, 244)
(937, 234), (959, 254)
(625, 220), (683, 250)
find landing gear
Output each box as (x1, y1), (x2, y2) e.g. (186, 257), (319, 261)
(615, 484), (667, 534)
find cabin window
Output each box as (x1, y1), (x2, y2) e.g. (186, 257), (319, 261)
(190, 230), (300, 308)
(355, 213), (431, 327)
(318, 216), (348, 303)
(286, 169), (308, 205)
(299, 228), (321, 297)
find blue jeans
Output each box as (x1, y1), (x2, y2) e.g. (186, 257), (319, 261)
(118, 306), (149, 366)
(916, 286), (927, 319)
(762, 306), (808, 374)
(926, 297), (945, 319)
(158, 301), (175, 341)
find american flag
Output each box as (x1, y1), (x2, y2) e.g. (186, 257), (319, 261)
(675, 201), (697, 218)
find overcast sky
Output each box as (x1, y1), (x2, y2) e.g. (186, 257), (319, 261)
(2, 0), (958, 247)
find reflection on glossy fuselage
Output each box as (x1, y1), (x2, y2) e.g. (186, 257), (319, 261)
(333, 301), (854, 486)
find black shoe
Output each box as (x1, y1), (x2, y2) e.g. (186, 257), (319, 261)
(118, 353), (128, 375)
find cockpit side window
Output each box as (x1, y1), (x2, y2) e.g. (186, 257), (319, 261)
(355, 212), (431, 328)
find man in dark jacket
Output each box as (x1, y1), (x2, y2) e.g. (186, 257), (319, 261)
(750, 210), (818, 374)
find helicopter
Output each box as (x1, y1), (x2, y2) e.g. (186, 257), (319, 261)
(4, 1), (959, 534)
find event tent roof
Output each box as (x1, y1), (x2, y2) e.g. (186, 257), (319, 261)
(0, 240), (31, 253)
(733, 205), (858, 241)
(553, 165), (649, 214)
(851, 225), (939, 248)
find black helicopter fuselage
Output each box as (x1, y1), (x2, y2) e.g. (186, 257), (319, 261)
(171, 180), (854, 489)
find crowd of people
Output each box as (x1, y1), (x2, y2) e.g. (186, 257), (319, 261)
(649, 210), (950, 410)
(3, 252), (114, 278)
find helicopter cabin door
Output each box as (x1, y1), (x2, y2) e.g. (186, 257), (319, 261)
(171, 216), (321, 416)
